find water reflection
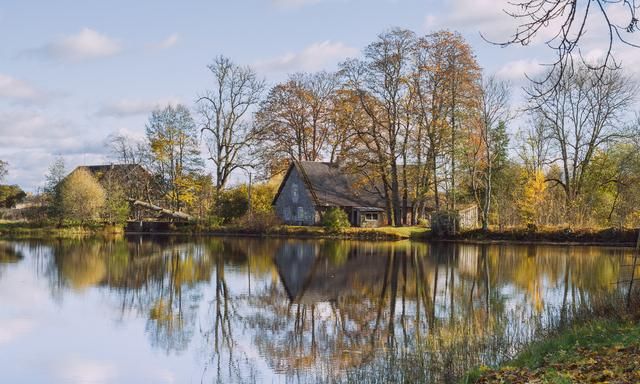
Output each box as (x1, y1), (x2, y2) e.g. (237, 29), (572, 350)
(0, 238), (636, 383)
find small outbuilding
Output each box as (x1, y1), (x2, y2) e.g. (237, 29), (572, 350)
(272, 161), (388, 227)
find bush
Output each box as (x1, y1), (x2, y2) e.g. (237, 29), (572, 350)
(60, 168), (106, 224)
(232, 211), (281, 232)
(322, 208), (351, 233)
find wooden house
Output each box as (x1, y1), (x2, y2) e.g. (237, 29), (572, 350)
(272, 161), (389, 227)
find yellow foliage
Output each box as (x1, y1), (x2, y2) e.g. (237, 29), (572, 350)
(518, 170), (547, 225)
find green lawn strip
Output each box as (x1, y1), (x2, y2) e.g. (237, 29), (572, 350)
(463, 319), (640, 383)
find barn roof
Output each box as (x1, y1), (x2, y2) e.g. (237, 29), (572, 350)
(78, 164), (148, 177)
(274, 161), (387, 209)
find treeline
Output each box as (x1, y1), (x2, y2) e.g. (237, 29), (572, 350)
(31, 27), (640, 229)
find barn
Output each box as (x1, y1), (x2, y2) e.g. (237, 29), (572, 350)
(272, 161), (389, 228)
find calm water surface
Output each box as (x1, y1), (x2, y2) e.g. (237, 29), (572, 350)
(0, 237), (636, 383)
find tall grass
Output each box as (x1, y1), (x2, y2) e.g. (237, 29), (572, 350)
(314, 289), (640, 384)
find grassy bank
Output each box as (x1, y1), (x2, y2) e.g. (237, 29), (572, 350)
(175, 224), (429, 241)
(464, 319), (640, 383)
(422, 226), (639, 246)
(1, 220), (428, 241)
(463, 293), (640, 384)
(0, 220), (124, 238)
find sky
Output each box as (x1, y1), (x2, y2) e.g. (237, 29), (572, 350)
(1, 0), (639, 191)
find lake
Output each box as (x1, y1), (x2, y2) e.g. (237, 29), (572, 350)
(0, 237), (636, 383)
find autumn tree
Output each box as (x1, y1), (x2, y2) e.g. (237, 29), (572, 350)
(253, 71), (338, 175)
(146, 104), (204, 212)
(0, 185), (26, 208)
(409, 31), (480, 215)
(60, 168), (106, 224)
(341, 28), (415, 226)
(100, 173), (130, 225)
(197, 56), (265, 192)
(526, 65), (638, 222)
(442, 31), (482, 211)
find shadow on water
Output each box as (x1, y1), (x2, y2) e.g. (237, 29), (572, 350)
(0, 237), (638, 383)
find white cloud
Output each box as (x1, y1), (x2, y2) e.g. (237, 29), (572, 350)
(254, 40), (357, 74)
(96, 97), (182, 118)
(0, 318), (36, 345)
(0, 74), (49, 104)
(150, 33), (179, 50)
(424, 0), (560, 45)
(496, 59), (546, 82)
(26, 28), (121, 61)
(272, 0), (322, 9)
(57, 358), (118, 384)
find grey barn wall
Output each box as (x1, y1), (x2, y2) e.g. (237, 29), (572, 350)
(274, 166), (318, 225)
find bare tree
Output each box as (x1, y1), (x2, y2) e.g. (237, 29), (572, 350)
(107, 134), (148, 165)
(527, 64), (638, 221)
(494, 0), (639, 85)
(473, 76), (512, 231)
(197, 56), (265, 192)
(517, 114), (552, 173)
(0, 160), (7, 182)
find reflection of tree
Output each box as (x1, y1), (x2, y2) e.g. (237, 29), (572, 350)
(42, 237), (217, 354)
(145, 245), (213, 353)
(0, 242), (24, 278)
(8, 236), (635, 382)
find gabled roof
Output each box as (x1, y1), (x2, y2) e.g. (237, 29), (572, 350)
(273, 161), (386, 209)
(77, 164), (149, 177)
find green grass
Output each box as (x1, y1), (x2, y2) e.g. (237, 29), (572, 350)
(462, 319), (640, 383)
(0, 220), (123, 238)
(268, 225), (428, 240)
(367, 226), (428, 239)
(509, 320), (640, 369)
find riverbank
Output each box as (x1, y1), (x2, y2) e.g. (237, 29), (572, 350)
(4, 220), (639, 245)
(144, 224), (429, 241)
(423, 226), (640, 247)
(0, 221), (428, 241)
(464, 319), (640, 383)
(0, 221), (124, 238)
(463, 295), (640, 384)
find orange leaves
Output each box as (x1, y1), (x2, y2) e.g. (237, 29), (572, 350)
(475, 345), (640, 383)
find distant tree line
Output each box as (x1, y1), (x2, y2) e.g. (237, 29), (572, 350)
(29, 26), (640, 229)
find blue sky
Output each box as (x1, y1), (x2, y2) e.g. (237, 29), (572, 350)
(1, 0), (639, 191)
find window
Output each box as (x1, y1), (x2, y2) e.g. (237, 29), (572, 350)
(364, 213), (379, 221)
(291, 182), (298, 203)
(284, 207), (291, 221)
(297, 207), (304, 221)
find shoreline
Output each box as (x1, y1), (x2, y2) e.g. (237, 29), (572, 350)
(420, 227), (640, 248)
(2, 221), (639, 246)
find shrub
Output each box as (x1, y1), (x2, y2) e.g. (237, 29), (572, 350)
(60, 168), (106, 224)
(232, 211), (281, 232)
(322, 208), (350, 233)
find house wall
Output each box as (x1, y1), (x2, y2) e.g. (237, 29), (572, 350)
(354, 210), (386, 228)
(274, 167), (318, 226)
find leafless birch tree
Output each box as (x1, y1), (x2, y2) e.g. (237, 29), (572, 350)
(198, 56), (265, 192)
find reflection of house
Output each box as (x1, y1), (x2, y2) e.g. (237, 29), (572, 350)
(272, 162), (389, 227)
(274, 241), (393, 304)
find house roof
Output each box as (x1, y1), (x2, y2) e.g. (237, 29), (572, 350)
(77, 164), (148, 177)
(274, 161), (387, 209)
